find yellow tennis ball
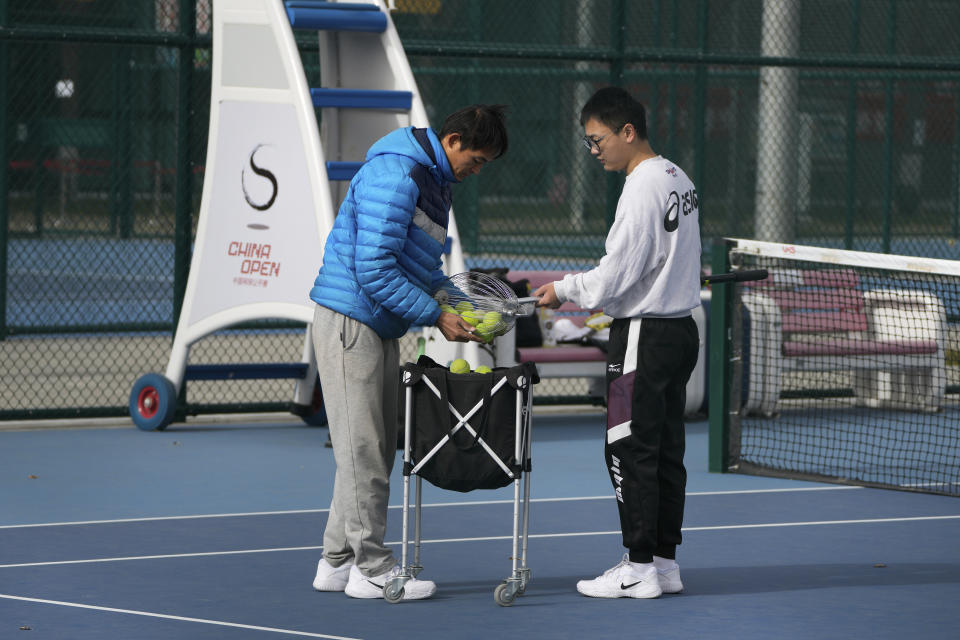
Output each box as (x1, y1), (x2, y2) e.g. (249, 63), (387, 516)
(483, 311), (502, 326)
(449, 358), (470, 374)
(477, 321), (503, 342)
(460, 310), (480, 326)
(440, 304), (456, 314)
(455, 301), (474, 313)
(475, 365), (492, 374)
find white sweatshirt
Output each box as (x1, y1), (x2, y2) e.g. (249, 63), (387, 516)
(554, 155), (701, 319)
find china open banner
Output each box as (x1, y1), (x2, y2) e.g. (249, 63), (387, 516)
(185, 100), (324, 327)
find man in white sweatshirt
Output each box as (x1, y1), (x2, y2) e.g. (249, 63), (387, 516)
(535, 87), (701, 599)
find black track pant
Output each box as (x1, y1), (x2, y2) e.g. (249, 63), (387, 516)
(604, 315), (699, 563)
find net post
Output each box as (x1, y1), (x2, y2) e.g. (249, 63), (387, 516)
(708, 239), (733, 473)
(0, 0), (7, 341)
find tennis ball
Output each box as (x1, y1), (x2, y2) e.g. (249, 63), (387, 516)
(455, 301), (474, 313)
(440, 304), (456, 314)
(475, 321), (497, 342)
(483, 311), (502, 326)
(475, 365), (492, 374)
(449, 358), (470, 374)
(460, 310), (480, 326)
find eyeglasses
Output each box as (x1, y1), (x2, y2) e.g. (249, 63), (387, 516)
(581, 126), (621, 152)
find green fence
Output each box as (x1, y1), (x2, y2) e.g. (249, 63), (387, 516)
(2, 0), (960, 420)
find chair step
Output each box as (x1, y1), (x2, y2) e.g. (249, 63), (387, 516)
(286, 1), (380, 9)
(326, 161), (362, 181)
(185, 363), (310, 381)
(285, 2), (387, 33)
(310, 87), (412, 110)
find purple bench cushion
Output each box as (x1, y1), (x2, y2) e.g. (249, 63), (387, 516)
(517, 346), (606, 363)
(782, 338), (939, 358)
(781, 310), (869, 333)
(747, 271), (869, 334)
(768, 289), (864, 311)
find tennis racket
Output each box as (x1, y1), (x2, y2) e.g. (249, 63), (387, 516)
(434, 272), (538, 342)
(700, 269), (768, 286)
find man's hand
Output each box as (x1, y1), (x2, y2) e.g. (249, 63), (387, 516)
(436, 311), (484, 343)
(533, 282), (562, 309)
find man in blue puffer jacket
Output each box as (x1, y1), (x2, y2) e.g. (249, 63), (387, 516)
(309, 105), (508, 601)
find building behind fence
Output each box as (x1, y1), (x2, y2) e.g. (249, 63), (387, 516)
(1, 0), (959, 420)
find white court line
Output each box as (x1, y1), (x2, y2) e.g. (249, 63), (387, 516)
(0, 594), (359, 640)
(0, 509), (330, 530)
(0, 546), (323, 569)
(2, 513), (957, 570)
(0, 485), (860, 530)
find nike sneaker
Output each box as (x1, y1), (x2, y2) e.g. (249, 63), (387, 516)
(312, 558), (353, 592)
(576, 554), (662, 599)
(344, 564), (437, 600)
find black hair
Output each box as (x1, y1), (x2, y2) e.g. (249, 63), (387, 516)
(439, 104), (509, 158)
(579, 87), (647, 140)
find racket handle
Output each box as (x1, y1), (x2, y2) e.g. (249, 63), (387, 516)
(701, 269), (768, 285)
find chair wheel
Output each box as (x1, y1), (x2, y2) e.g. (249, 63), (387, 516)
(129, 373), (177, 431)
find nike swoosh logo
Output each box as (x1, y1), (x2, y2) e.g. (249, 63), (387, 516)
(621, 581), (643, 589)
(366, 580), (385, 589)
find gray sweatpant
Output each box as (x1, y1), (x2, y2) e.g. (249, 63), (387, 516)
(311, 304), (399, 577)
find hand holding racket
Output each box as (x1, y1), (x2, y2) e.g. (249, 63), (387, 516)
(532, 281), (560, 309)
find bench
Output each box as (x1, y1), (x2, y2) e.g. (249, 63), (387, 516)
(493, 270), (708, 414)
(740, 268), (946, 415)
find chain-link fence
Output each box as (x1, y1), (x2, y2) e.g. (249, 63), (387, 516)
(2, 0), (959, 420)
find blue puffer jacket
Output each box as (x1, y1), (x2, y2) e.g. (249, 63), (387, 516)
(309, 127), (455, 339)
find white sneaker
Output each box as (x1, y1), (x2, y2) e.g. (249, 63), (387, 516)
(313, 558), (353, 591)
(657, 564), (683, 594)
(576, 554), (662, 599)
(344, 564), (437, 600)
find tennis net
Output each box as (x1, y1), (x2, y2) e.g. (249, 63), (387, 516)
(712, 239), (960, 496)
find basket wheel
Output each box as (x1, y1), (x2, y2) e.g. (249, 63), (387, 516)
(383, 577), (405, 603)
(494, 582), (516, 607)
(518, 567), (531, 594)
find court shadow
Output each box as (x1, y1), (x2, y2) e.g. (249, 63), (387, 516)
(435, 574), (584, 600)
(683, 562), (960, 596)
(531, 413), (606, 442)
(160, 422), (313, 433)
(530, 414), (707, 443)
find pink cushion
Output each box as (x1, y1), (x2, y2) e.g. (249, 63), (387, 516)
(781, 311), (868, 333)
(507, 270), (573, 290)
(517, 346), (606, 363)
(782, 338), (939, 358)
(768, 289), (864, 311)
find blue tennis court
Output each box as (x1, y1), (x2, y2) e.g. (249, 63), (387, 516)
(2, 413), (959, 639)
